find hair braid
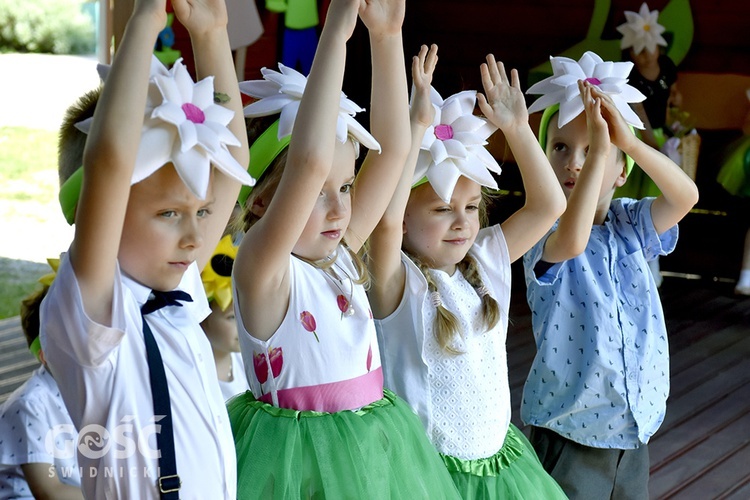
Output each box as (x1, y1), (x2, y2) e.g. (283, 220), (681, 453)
(457, 255), (501, 332)
(409, 256), (463, 355)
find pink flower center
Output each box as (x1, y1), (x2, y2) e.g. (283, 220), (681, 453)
(584, 77), (602, 86)
(182, 103), (205, 124)
(434, 124), (454, 141)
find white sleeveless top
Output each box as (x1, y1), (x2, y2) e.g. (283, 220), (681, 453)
(236, 248), (383, 412)
(376, 225), (512, 460)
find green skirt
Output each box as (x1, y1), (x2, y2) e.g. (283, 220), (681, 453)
(716, 135), (750, 197)
(440, 424), (567, 500)
(227, 389), (460, 499)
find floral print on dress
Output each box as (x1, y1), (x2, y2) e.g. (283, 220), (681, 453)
(299, 310), (319, 342)
(336, 294), (350, 318)
(253, 347), (285, 393)
(268, 347), (284, 377)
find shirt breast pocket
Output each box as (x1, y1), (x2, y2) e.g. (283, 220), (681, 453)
(616, 251), (649, 308)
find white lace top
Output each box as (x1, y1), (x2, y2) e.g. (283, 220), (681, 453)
(376, 225), (512, 460)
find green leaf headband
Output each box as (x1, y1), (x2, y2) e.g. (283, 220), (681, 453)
(538, 103), (634, 177)
(237, 119), (291, 206)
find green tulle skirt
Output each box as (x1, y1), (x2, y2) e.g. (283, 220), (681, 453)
(227, 389), (461, 499)
(716, 136), (750, 197)
(440, 424), (567, 500)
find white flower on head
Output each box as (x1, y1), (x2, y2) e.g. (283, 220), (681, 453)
(617, 2), (668, 56)
(75, 56), (255, 199)
(240, 63), (381, 156)
(141, 59), (255, 198)
(413, 87), (501, 203)
(527, 51), (647, 129)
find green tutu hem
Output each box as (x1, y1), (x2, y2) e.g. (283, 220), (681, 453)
(716, 136), (750, 197)
(227, 389), (460, 499)
(440, 424), (567, 500)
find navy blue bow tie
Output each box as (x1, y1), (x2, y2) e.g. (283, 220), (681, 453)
(141, 290), (193, 315)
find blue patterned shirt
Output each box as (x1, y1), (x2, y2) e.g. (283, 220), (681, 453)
(522, 198), (678, 449)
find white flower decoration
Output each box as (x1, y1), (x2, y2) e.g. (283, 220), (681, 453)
(413, 87), (501, 203)
(527, 51), (647, 129)
(617, 2), (668, 56)
(75, 56), (255, 199)
(240, 63), (381, 156)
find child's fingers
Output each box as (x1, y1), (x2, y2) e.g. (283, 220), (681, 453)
(479, 63), (493, 94)
(485, 54), (503, 86)
(424, 44), (438, 74)
(476, 92), (491, 117)
(510, 68), (520, 90)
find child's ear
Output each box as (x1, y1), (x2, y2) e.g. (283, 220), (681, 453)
(614, 164), (629, 188)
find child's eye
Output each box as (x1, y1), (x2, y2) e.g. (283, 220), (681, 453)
(159, 210), (177, 218)
(197, 208), (211, 218)
(466, 205), (479, 211)
(553, 143), (567, 152)
(435, 207), (451, 213)
(340, 183), (353, 194)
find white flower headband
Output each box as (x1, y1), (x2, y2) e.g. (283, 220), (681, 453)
(67, 56), (254, 210)
(240, 63), (381, 156)
(412, 87), (501, 203)
(617, 2), (668, 56)
(527, 51), (647, 129)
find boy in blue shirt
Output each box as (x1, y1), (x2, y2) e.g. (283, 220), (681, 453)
(522, 52), (699, 499)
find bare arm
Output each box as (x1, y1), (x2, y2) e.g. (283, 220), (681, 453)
(597, 85), (699, 235)
(172, 0), (250, 271)
(476, 56), (566, 264)
(369, 44), (437, 319)
(234, 0), (361, 341)
(21, 463), (84, 500)
(346, 0), (410, 252)
(542, 83), (611, 263)
(71, 0), (166, 325)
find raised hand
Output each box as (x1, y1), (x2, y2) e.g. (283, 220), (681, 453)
(172, 0), (228, 36)
(590, 84), (638, 153)
(580, 80), (611, 160)
(476, 55), (526, 132)
(359, 0), (406, 36)
(410, 44), (438, 128)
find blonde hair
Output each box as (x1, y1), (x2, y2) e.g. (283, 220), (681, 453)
(409, 253), (501, 355)
(240, 116), (370, 287)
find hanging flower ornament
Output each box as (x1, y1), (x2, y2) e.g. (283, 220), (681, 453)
(240, 63), (381, 157)
(70, 56), (255, 202)
(413, 87), (501, 203)
(616, 2), (668, 56)
(201, 235), (238, 312)
(527, 51), (647, 130)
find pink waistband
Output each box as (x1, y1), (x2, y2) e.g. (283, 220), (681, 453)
(259, 368), (384, 412)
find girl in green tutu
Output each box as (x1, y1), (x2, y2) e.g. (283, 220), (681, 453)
(229, 0), (460, 497)
(716, 89), (750, 294)
(368, 45), (568, 499)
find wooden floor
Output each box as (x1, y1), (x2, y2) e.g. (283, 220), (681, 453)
(2, 272), (749, 498)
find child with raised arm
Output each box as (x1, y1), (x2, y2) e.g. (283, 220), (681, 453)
(368, 45), (567, 498)
(39, 0), (254, 497)
(0, 269), (82, 500)
(228, 0), (460, 497)
(522, 52), (699, 499)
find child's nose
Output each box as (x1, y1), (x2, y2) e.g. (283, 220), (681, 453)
(567, 151), (585, 172)
(327, 195), (346, 220)
(180, 217), (203, 248)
